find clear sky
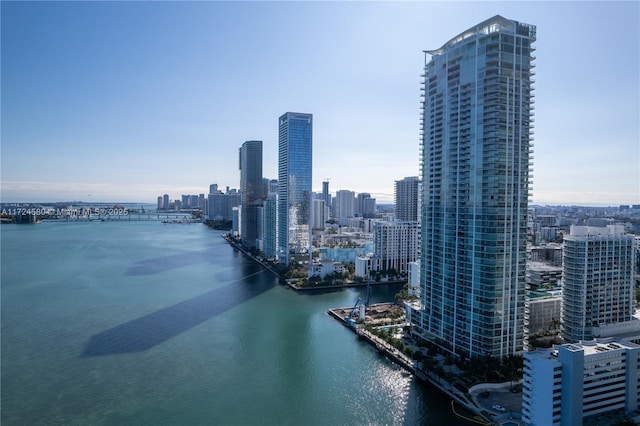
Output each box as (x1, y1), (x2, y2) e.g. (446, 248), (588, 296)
(2, 1), (639, 205)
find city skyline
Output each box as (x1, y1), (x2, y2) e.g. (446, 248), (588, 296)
(2, 2), (639, 205)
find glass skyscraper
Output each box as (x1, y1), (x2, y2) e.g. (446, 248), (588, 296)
(239, 140), (263, 249)
(277, 112), (312, 265)
(417, 16), (536, 358)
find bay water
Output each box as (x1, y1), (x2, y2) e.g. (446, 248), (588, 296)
(1, 221), (472, 425)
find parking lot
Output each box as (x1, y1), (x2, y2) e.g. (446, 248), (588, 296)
(470, 385), (523, 416)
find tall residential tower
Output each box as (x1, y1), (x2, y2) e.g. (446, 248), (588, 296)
(239, 140), (263, 249)
(395, 176), (420, 222)
(561, 225), (636, 343)
(417, 16), (536, 358)
(277, 112), (313, 265)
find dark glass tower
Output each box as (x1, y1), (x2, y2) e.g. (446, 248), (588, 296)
(395, 176), (420, 222)
(418, 16), (536, 358)
(239, 140), (263, 249)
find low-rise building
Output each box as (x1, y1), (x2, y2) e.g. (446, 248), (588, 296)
(527, 261), (562, 290)
(308, 260), (344, 278)
(524, 293), (562, 349)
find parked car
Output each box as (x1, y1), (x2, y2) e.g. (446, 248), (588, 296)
(492, 404), (506, 412)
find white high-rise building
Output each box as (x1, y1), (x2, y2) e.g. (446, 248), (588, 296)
(257, 193), (277, 259)
(561, 225), (636, 343)
(522, 339), (640, 426)
(372, 221), (420, 276)
(311, 199), (327, 230)
(334, 190), (355, 226)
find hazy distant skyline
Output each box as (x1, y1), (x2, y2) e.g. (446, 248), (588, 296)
(2, 1), (639, 205)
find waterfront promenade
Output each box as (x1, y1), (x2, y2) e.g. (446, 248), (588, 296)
(326, 307), (493, 425)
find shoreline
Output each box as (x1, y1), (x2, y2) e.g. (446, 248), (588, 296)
(221, 233), (407, 291)
(221, 234), (282, 280)
(327, 306), (491, 425)
(287, 279), (406, 291)
(221, 233), (489, 423)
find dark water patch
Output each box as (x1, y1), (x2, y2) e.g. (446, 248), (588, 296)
(126, 249), (215, 275)
(81, 269), (273, 357)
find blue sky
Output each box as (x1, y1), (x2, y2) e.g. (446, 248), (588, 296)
(2, 1), (638, 205)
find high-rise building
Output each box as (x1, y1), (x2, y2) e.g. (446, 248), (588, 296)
(239, 140), (264, 249)
(322, 181), (331, 212)
(312, 199), (327, 229)
(268, 179), (278, 195)
(334, 190), (355, 226)
(561, 225), (636, 343)
(259, 193), (277, 259)
(277, 112), (313, 265)
(416, 16), (536, 358)
(207, 191), (241, 221)
(372, 221), (421, 276)
(356, 193), (376, 218)
(163, 194), (170, 211)
(364, 198), (376, 219)
(395, 177), (420, 222)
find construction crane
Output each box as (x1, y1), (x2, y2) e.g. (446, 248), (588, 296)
(349, 297), (361, 317)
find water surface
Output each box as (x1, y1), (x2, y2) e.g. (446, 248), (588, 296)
(1, 221), (471, 425)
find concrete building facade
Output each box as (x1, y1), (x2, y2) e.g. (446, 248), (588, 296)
(372, 221), (420, 276)
(561, 225), (636, 342)
(395, 176), (420, 222)
(522, 339), (640, 426)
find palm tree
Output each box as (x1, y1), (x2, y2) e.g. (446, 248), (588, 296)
(547, 317), (561, 334)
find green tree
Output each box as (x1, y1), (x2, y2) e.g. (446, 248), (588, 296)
(308, 275), (322, 286)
